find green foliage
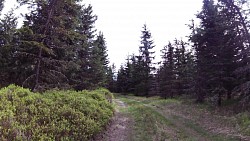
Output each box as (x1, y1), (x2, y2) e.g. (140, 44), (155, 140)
(189, 0), (241, 105)
(87, 32), (110, 89)
(117, 24), (156, 96)
(237, 112), (250, 135)
(106, 64), (117, 92)
(0, 85), (114, 140)
(0, 0), (111, 91)
(0, 10), (18, 88)
(94, 87), (114, 100)
(158, 42), (176, 98)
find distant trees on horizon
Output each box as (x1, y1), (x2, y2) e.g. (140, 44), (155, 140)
(117, 0), (250, 109)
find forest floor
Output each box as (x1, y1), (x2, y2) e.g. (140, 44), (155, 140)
(95, 94), (250, 141)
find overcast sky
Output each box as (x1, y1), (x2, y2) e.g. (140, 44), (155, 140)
(85, 0), (202, 67)
(2, 0), (203, 68)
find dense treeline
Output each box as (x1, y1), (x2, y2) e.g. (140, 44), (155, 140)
(117, 0), (250, 109)
(0, 0), (115, 91)
(1, 0), (250, 109)
(117, 24), (155, 96)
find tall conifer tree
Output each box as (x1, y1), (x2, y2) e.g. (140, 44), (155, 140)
(0, 10), (18, 87)
(21, 0), (83, 90)
(191, 0), (240, 105)
(136, 24), (155, 96)
(159, 42), (175, 98)
(89, 32), (109, 88)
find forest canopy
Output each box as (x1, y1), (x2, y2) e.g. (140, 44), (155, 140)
(0, 0), (115, 91)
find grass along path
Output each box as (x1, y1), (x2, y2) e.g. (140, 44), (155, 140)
(118, 96), (173, 141)
(116, 94), (250, 141)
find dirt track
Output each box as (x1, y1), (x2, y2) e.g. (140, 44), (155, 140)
(93, 99), (133, 141)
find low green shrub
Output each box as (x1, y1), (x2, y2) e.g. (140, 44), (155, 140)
(237, 112), (250, 135)
(93, 88), (114, 103)
(0, 85), (114, 140)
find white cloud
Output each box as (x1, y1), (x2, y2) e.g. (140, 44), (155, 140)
(1, 0), (29, 27)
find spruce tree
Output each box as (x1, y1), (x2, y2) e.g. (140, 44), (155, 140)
(191, 0), (240, 105)
(158, 39), (195, 98)
(116, 55), (138, 94)
(17, 0), (84, 90)
(79, 4), (97, 40)
(0, 0), (111, 91)
(219, 0), (250, 107)
(136, 24), (155, 96)
(190, 0), (219, 103)
(73, 4), (98, 90)
(173, 39), (187, 95)
(124, 57), (134, 93)
(117, 65), (127, 93)
(0, 10), (18, 87)
(159, 42), (175, 98)
(106, 64), (116, 92)
(183, 50), (196, 95)
(130, 54), (138, 93)
(89, 32), (109, 88)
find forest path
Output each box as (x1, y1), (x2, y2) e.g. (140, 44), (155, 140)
(153, 101), (250, 141)
(110, 94), (250, 141)
(93, 99), (133, 141)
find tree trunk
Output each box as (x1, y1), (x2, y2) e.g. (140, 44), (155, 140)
(196, 90), (204, 103)
(33, 0), (57, 91)
(227, 89), (232, 100)
(218, 93), (222, 106)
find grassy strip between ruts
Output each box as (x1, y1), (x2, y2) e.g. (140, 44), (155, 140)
(0, 85), (114, 141)
(117, 95), (173, 141)
(116, 94), (247, 141)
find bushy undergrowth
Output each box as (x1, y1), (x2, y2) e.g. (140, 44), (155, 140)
(0, 85), (114, 140)
(237, 112), (250, 136)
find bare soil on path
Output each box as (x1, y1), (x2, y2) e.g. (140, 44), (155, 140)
(93, 99), (133, 141)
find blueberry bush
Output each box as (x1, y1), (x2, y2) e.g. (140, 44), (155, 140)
(0, 85), (114, 140)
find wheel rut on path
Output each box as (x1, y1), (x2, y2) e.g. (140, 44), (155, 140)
(93, 99), (133, 141)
